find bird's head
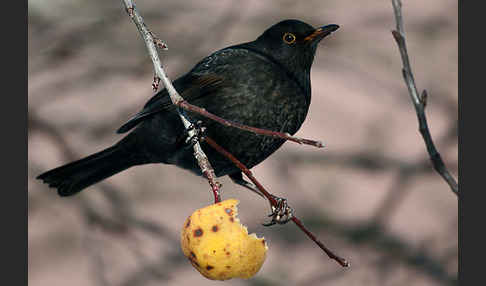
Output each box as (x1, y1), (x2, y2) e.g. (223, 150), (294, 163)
(252, 19), (339, 73)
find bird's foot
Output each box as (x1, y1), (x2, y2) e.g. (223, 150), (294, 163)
(263, 195), (294, 226)
(184, 120), (207, 148)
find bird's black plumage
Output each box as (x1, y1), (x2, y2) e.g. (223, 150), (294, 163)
(37, 19), (339, 196)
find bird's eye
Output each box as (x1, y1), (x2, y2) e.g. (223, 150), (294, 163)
(282, 32), (296, 44)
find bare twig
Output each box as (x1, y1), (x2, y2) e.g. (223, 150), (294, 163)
(121, 0), (221, 202)
(203, 136), (349, 267)
(178, 100), (325, 148)
(390, 0), (458, 196)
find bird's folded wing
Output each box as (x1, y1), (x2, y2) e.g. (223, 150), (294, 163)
(116, 74), (224, 134)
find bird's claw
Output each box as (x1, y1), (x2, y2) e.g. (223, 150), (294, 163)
(262, 195), (294, 226)
(184, 120), (206, 148)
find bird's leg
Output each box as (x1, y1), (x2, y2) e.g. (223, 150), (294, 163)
(262, 194), (294, 226)
(229, 172), (264, 198)
(228, 172), (293, 226)
(183, 120), (207, 148)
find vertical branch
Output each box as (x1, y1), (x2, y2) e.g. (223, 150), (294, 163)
(390, 0), (458, 196)
(121, 0), (221, 202)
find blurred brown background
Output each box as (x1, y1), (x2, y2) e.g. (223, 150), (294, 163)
(28, 0), (458, 285)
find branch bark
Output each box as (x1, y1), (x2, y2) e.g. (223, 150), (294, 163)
(121, 0), (221, 202)
(390, 0), (458, 196)
(178, 100), (324, 148)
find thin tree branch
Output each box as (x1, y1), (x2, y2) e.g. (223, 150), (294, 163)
(390, 0), (458, 196)
(203, 136), (349, 267)
(178, 100), (324, 148)
(121, 0), (221, 202)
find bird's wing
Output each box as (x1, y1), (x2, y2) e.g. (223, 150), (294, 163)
(116, 74), (224, 134)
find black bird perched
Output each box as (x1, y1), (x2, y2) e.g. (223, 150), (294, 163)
(37, 19), (339, 197)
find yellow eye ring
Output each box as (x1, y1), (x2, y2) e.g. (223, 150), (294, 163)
(283, 32), (296, 44)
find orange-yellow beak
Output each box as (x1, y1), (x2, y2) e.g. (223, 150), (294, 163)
(304, 24), (339, 43)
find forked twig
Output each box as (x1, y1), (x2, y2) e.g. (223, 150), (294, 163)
(390, 0), (458, 196)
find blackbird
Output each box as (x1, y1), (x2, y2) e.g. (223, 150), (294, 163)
(37, 19), (339, 197)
